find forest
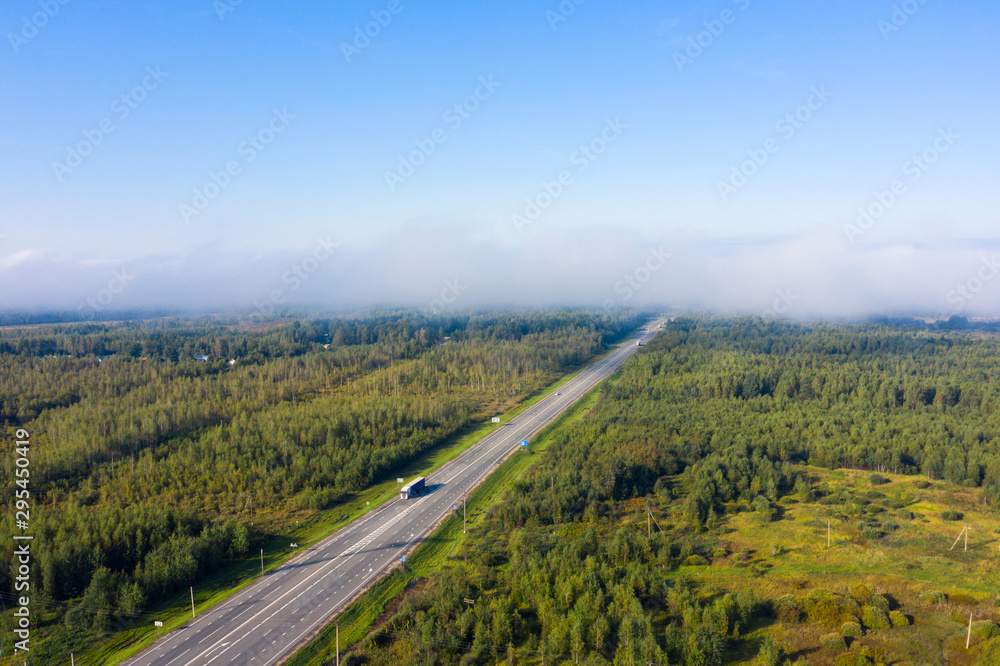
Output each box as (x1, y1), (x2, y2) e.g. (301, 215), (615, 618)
(351, 316), (1000, 665)
(0, 309), (643, 661)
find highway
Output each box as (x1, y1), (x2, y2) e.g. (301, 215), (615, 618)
(123, 322), (662, 666)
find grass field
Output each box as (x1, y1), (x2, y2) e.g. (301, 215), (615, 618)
(657, 467), (1000, 665)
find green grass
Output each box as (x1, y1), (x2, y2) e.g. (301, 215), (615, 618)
(285, 387), (604, 666)
(671, 467), (1000, 665)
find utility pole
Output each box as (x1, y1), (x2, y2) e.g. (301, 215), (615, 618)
(967, 612), (973, 649)
(261, 548), (264, 575)
(190, 587), (196, 618)
(950, 523), (969, 552)
(463, 497), (467, 534)
(71, 655), (75, 666)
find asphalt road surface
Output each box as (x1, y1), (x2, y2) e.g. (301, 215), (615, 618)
(123, 323), (661, 666)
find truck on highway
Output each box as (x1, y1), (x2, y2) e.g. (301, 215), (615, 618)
(400, 477), (425, 500)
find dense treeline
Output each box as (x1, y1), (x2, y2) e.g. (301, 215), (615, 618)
(0, 309), (642, 659)
(356, 316), (1000, 665)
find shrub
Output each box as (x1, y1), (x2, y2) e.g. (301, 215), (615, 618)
(851, 584), (873, 605)
(889, 611), (909, 627)
(869, 473), (889, 486)
(774, 595), (803, 624)
(913, 479), (931, 489)
(971, 620), (999, 639)
(805, 590), (842, 626)
(712, 547), (729, 559)
(881, 520), (900, 532)
(919, 590), (946, 605)
(869, 593), (890, 612)
(949, 593), (977, 606)
(820, 633), (848, 651)
(684, 554), (708, 566)
(895, 508), (913, 520)
(757, 636), (786, 666)
(941, 510), (964, 521)
(836, 645), (886, 666)
(861, 605), (891, 630)
(840, 621), (863, 637)
(861, 526), (881, 540)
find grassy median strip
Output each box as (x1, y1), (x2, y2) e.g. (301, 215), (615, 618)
(285, 386), (604, 666)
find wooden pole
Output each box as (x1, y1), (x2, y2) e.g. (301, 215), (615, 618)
(950, 524), (966, 551)
(967, 612), (973, 648)
(965, 523), (969, 552)
(191, 587), (196, 618)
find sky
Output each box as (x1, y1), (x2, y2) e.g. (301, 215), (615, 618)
(2, 0), (999, 319)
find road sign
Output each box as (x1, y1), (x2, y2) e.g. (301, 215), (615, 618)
(400, 556), (406, 563)
(520, 440), (529, 447)
(491, 417), (500, 423)
(155, 621), (163, 627)
(397, 478), (404, 483)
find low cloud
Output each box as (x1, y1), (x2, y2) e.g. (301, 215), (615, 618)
(2, 225), (1000, 320)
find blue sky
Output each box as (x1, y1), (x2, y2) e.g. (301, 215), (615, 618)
(2, 0), (999, 316)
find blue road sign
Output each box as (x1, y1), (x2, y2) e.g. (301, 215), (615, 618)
(520, 440), (529, 447)
(401, 556), (406, 563)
